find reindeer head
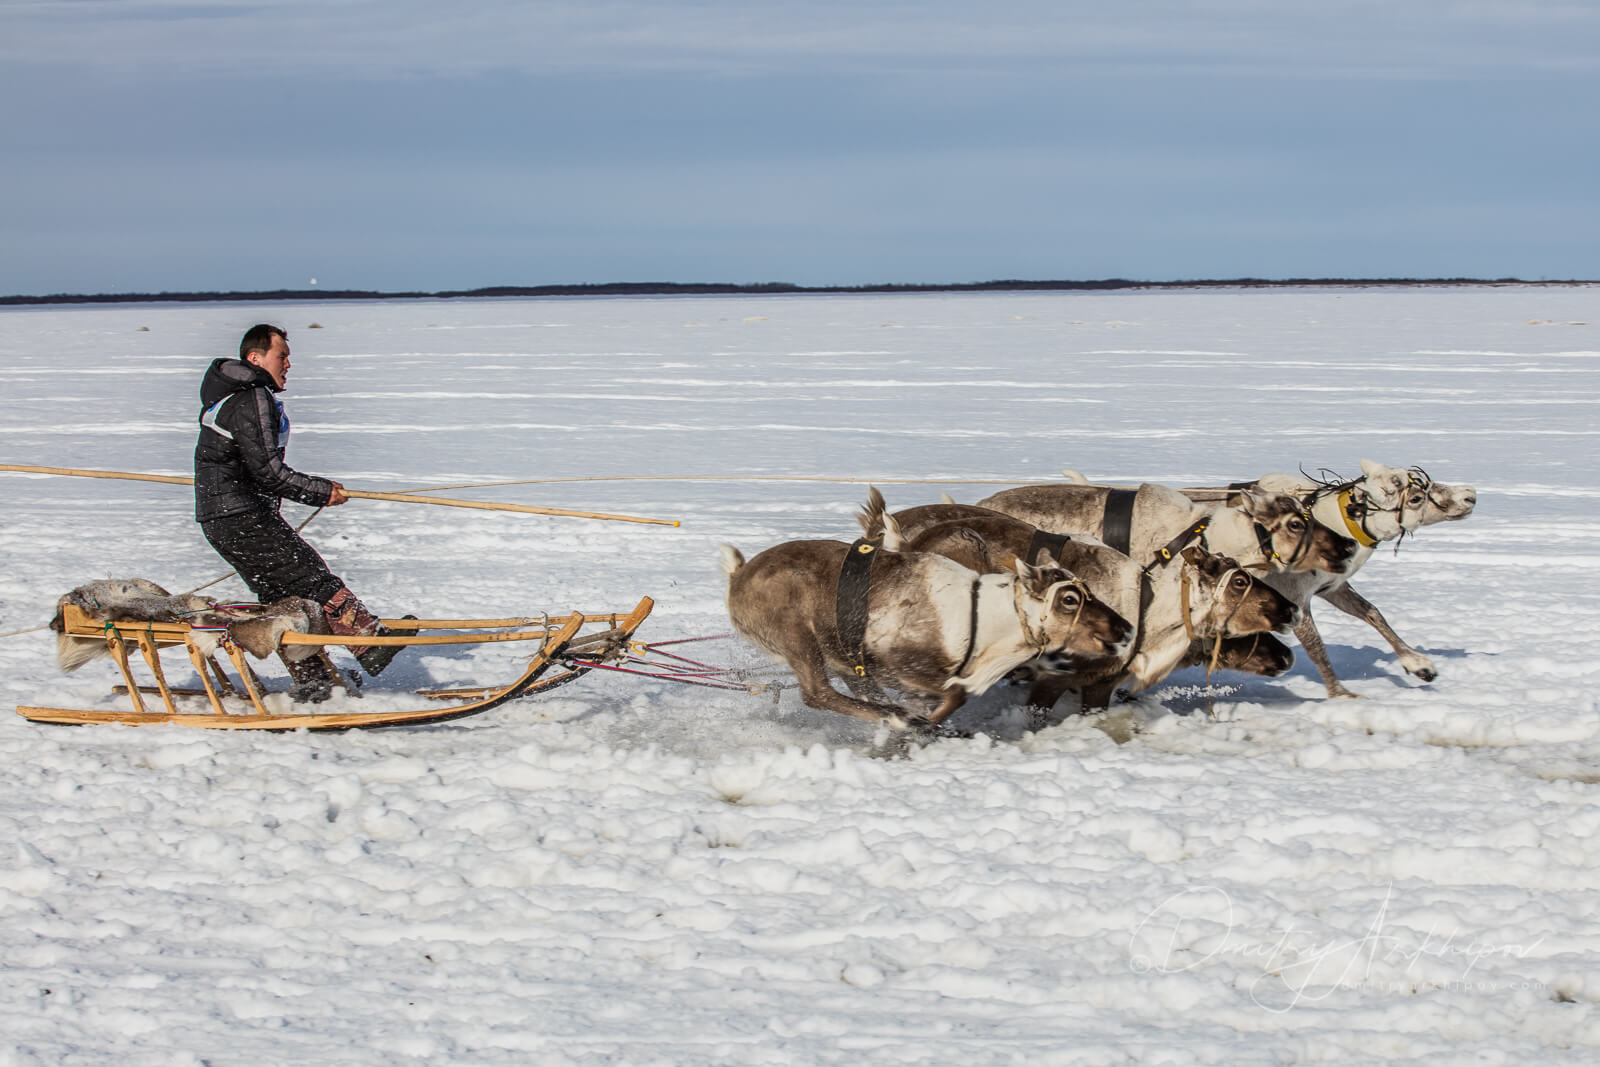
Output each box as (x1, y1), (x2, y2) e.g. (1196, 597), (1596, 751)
(1236, 489), (1356, 574)
(1180, 546), (1301, 636)
(1210, 633), (1295, 676)
(1344, 460), (1475, 541)
(1402, 464), (1477, 524)
(1013, 556), (1134, 664)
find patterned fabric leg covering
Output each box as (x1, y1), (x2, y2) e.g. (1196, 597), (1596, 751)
(322, 586), (382, 657)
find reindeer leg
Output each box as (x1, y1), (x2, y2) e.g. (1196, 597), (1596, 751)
(1018, 673), (1077, 733)
(913, 686), (967, 728)
(1027, 672), (1074, 710)
(1294, 601), (1360, 699)
(789, 647), (910, 728)
(1080, 679), (1119, 712)
(1318, 582), (1437, 682)
(841, 669), (893, 705)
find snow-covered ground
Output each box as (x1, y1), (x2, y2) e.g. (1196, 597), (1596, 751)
(2, 287), (1599, 1064)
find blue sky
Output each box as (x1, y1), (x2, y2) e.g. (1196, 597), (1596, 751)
(3, 0), (1598, 294)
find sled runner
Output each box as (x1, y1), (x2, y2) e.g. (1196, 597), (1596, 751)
(18, 596), (654, 731)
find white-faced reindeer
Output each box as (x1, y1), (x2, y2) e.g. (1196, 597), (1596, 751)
(1182, 459), (1477, 697)
(719, 498), (1133, 732)
(860, 492), (1301, 712)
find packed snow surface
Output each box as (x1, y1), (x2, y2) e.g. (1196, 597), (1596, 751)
(2, 287), (1599, 1064)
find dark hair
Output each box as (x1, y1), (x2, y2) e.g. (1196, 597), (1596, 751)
(239, 324), (287, 362)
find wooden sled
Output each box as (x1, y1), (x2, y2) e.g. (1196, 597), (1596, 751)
(17, 597), (653, 731)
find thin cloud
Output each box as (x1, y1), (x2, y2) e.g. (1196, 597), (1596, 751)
(4, 0), (1597, 81)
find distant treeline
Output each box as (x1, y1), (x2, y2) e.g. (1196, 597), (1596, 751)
(1, 277), (1592, 306)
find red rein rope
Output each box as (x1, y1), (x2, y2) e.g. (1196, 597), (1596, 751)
(564, 634), (790, 694)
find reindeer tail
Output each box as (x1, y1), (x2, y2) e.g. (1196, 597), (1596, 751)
(881, 511), (906, 552)
(856, 486), (888, 538)
(1061, 468), (1090, 484)
(717, 544), (745, 577)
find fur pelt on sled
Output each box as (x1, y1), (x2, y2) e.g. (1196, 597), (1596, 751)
(50, 578), (329, 672)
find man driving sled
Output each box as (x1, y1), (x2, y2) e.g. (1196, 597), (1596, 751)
(194, 323), (406, 702)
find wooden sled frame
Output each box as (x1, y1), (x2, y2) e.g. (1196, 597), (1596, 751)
(18, 597), (654, 731)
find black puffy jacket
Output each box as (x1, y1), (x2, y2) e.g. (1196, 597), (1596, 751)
(193, 358), (336, 523)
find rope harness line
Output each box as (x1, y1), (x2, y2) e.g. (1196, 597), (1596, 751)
(560, 634), (795, 695)
(388, 474), (1052, 495)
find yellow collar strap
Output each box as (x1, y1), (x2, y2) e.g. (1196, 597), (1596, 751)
(1336, 490), (1380, 549)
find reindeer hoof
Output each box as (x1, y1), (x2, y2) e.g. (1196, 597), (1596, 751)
(1412, 667), (1437, 682)
(1329, 688), (1363, 700)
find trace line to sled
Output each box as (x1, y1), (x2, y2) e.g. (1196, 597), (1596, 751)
(388, 474), (1034, 495)
(0, 464), (680, 527)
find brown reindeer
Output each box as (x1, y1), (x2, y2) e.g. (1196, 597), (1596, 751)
(719, 504), (1132, 731)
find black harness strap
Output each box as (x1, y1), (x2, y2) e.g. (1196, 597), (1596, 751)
(1026, 529), (1075, 567)
(1146, 521), (1209, 573)
(952, 578), (982, 678)
(837, 539), (879, 681)
(1102, 488), (1137, 556)
(1253, 521), (1279, 565)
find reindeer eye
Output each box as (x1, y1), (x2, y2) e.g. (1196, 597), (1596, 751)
(1287, 518), (1305, 533)
(1056, 590), (1081, 611)
(1230, 574), (1251, 590)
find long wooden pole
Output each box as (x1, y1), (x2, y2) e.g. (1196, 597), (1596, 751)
(0, 464), (680, 527)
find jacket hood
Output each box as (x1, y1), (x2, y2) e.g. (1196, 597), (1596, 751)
(200, 357), (279, 406)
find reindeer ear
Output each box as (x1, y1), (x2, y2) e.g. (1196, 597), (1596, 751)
(1013, 555), (1047, 592)
(1358, 460), (1406, 504)
(1181, 544), (1207, 566)
(1017, 557), (1061, 596)
(1233, 489), (1267, 518)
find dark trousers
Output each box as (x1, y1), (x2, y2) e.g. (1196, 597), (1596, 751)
(201, 511), (346, 606)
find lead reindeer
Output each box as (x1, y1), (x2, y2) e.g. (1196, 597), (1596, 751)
(1180, 459), (1477, 697)
(720, 499), (1133, 732)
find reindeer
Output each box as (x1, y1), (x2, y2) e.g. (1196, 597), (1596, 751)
(719, 499), (1132, 732)
(857, 492), (1301, 713)
(1181, 459), (1477, 697)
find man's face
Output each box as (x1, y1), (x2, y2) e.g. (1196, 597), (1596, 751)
(248, 334), (291, 389)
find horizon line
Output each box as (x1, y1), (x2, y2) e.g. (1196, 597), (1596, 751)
(3, 276), (1595, 307)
